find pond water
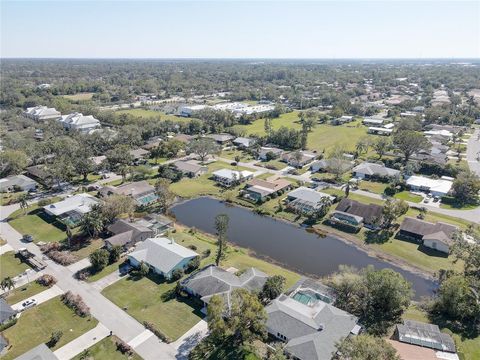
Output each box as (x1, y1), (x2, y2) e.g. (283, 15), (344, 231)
(171, 197), (437, 299)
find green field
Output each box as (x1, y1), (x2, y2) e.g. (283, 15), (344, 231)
(2, 297), (98, 360)
(5, 282), (47, 305)
(102, 276), (203, 341)
(358, 181), (388, 194)
(72, 336), (142, 360)
(8, 201), (67, 243)
(63, 92), (95, 101)
(394, 191), (423, 203)
(116, 109), (192, 123)
(231, 111), (372, 153)
(0, 251), (30, 279)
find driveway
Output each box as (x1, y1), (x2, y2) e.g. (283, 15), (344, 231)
(11, 284), (64, 311)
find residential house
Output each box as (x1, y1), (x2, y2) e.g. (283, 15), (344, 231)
(258, 146), (284, 161)
(395, 320), (457, 354)
(0, 298), (16, 325)
(331, 198), (383, 229)
(331, 115), (354, 125)
(281, 151), (317, 168)
(0, 334), (7, 354)
(128, 237), (198, 280)
(137, 213), (173, 235)
(43, 193), (99, 227)
(367, 127), (393, 136)
(266, 278), (360, 360)
(173, 160), (208, 177)
(310, 159), (353, 174)
(129, 148), (150, 164)
(14, 343), (59, 360)
(398, 217), (458, 254)
(89, 155), (107, 171)
(59, 113), (101, 133)
(142, 138), (162, 151)
(233, 137), (256, 149)
(212, 169), (254, 187)
(286, 187), (334, 214)
(243, 177), (291, 202)
(25, 165), (54, 187)
(181, 264), (267, 312)
(99, 180), (157, 206)
(405, 175), (453, 197)
(362, 118), (384, 126)
(205, 133), (235, 146)
(104, 219), (154, 250)
(0, 175), (38, 193)
(352, 162), (400, 180)
(172, 134), (194, 144)
(23, 106), (61, 122)
(179, 104), (208, 117)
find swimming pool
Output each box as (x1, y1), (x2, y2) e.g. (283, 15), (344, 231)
(137, 194), (158, 205)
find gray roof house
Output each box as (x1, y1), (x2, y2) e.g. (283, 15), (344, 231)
(173, 160), (208, 177)
(395, 320), (456, 353)
(286, 187), (334, 214)
(105, 219), (154, 249)
(0, 334), (7, 353)
(266, 279), (359, 360)
(181, 265), (268, 311)
(23, 106), (61, 122)
(128, 237), (198, 280)
(99, 181), (157, 206)
(205, 133), (235, 144)
(0, 175), (38, 193)
(0, 298), (16, 325)
(233, 137), (256, 148)
(14, 343), (59, 360)
(352, 162), (400, 179)
(258, 146), (284, 160)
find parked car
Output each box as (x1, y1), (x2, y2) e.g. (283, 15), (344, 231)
(22, 234), (33, 242)
(21, 299), (37, 310)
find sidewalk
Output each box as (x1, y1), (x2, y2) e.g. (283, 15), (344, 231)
(91, 269), (122, 291)
(53, 322), (110, 360)
(11, 284), (64, 311)
(0, 243), (13, 255)
(67, 258), (91, 273)
(173, 319), (208, 359)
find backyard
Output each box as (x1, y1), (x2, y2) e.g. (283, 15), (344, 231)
(1, 296), (98, 360)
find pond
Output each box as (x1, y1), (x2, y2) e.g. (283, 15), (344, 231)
(171, 197), (437, 299)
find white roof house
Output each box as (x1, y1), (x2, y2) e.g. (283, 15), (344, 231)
(368, 127), (393, 136)
(212, 169), (254, 187)
(363, 118), (384, 125)
(233, 137), (256, 148)
(0, 175), (38, 192)
(43, 193), (99, 226)
(59, 113), (101, 132)
(128, 237), (198, 279)
(23, 106), (61, 121)
(406, 176), (453, 196)
(424, 129), (454, 138)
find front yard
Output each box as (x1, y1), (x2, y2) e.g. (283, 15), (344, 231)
(72, 335), (142, 360)
(394, 191), (423, 203)
(0, 251), (30, 278)
(102, 275), (203, 342)
(4, 281), (47, 305)
(1, 296), (98, 360)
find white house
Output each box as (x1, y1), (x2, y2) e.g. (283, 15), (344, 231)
(368, 127), (393, 136)
(0, 175), (38, 193)
(406, 175), (453, 197)
(352, 162), (400, 179)
(59, 113), (101, 132)
(258, 146), (284, 160)
(212, 169), (254, 187)
(179, 104), (208, 117)
(233, 137), (256, 148)
(128, 237), (198, 279)
(43, 193), (99, 226)
(363, 118), (384, 126)
(23, 106), (61, 121)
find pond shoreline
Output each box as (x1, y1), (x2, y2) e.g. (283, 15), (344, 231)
(170, 196), (437, 286)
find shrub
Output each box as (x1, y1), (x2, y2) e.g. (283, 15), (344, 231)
(188, 245), (197, 251)
(47, 330), (63, 348)
(0, 317), (17, 331)
(171, 268), (184, 281)
(38, 198), (54, 207)
(61, 291), (90, 317)
(36, 274), (57, 287)
(116, 340), (132, 355)
(186, 257), (200, 273)
(47, 250), (78, 265)
(143, 321), (172, 343)
(202, 249), (211, 258)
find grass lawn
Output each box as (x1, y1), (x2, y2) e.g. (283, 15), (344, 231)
(257, 159), (287, 170)
(220, 149), (254, 162)
(440, 201), (479, 210)
(62, 92), (95, 101)
(5, 282), (47, 305)
(231, 111), (372, 153)
(72, 335), (142, 360)
(86, 258), (125, 283)
(102, 275), (203, 342)
(170, 161), (250, 198)
(358, 181), (388, 195)
(403, 306), (480, 360)
(70, 238), (104, 260)
(104, 178), (124, 187)
(0, 192), (25, 206)
(116, 109), (193, 123)
(2, 297), (98, 360)
(8, 202), (67, 243)
(0, 251), (30, 278)
(394, 191), (423, 203)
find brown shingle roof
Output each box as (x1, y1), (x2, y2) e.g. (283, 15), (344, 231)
(335, 198), (383, 225)
(400, 217), (457, 238)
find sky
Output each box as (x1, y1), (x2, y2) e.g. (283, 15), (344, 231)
(1, 0), (479, 59)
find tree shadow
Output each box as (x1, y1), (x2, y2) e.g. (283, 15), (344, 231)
(364, 230), (393, 244)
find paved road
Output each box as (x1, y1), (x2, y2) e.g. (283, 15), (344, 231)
(0, 203), (204, 359)
(467, 128), (480, 176)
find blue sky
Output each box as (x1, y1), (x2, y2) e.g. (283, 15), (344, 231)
(1, 1), (479, 58)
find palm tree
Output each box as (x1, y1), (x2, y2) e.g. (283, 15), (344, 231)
(1, 277), (15, 295)
(19, 193), (29, 215)
(80, 212), (103, 239)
